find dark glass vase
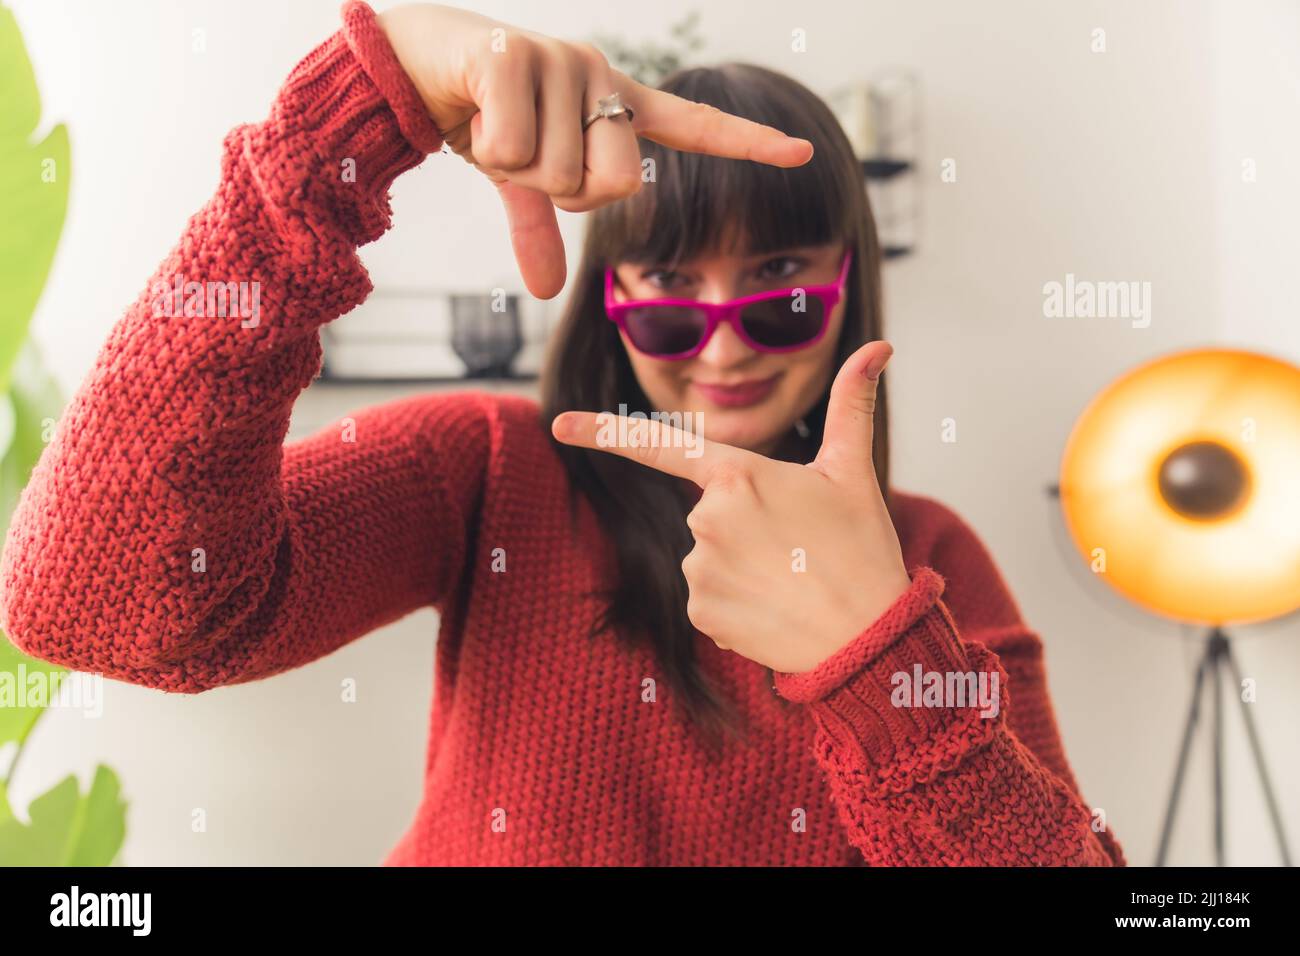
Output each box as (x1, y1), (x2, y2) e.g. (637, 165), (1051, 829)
(449, 293), (523, 379)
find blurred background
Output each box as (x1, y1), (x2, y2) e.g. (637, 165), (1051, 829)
(4, 0), (1298, 866)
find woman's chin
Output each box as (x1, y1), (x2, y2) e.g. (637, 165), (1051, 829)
(697, 411), (788, 454)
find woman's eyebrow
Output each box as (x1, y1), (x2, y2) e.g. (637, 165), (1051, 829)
(743, 247), (818, 262)
(627, 247), (823, 279)
(635, 261), (692, 275)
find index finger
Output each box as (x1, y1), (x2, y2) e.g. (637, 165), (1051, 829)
(551, 411), (755, 486)
(612, 69), (814, 168)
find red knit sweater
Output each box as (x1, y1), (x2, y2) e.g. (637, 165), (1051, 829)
(0, 1), (1123, 867)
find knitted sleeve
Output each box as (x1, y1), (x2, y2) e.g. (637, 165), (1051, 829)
(0, 2), (478, 692)
(774, 509), (1127, 867)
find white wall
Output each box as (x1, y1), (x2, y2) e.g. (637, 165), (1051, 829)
(8, 0), (1298, 866)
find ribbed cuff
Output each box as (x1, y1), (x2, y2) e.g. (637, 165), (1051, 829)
(774, 566), (951, 703)
(339, 0), (445, 154)
(774, 566), (1006, 782)
(248, 0), (444, 247)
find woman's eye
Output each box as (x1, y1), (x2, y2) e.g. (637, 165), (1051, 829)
(643, 270), (684, 291)
(757, 256), (805, 281)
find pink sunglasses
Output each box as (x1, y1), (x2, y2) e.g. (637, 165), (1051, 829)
(604, 249), (853, 360)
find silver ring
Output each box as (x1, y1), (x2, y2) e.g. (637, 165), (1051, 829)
(583, 92), (635, 131)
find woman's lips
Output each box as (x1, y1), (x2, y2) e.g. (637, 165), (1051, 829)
(691, 373), (781, 408)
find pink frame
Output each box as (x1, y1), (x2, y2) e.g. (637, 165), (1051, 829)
(604, 249), (854, 359)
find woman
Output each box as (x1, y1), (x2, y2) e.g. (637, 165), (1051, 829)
(0, 1), (1124, 866)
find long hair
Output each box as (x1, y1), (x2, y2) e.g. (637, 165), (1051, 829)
(539, 62), (890, 749)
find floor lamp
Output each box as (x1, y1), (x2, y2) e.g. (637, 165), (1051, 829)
(1058, 347), (1299, 867)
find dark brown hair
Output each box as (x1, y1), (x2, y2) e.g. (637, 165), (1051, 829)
(540, 62), (890, 748)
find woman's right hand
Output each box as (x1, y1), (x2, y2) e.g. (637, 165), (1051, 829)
(377, 3), (814, 299)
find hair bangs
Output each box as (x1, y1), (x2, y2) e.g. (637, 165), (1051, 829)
(590, 63), (853, 269)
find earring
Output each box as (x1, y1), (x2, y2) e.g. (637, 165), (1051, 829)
(794, 418), (811, 439)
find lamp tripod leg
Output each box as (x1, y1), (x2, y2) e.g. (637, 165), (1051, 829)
(1155, 640), (1211, 866)
(1210, 630), (1225, 866)
(1221, 637), (1294, 867)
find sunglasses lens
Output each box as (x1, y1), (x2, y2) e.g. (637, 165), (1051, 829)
(739, 294), (827, 349)
(623, 306), (710, 357)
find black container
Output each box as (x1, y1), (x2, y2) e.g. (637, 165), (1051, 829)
(450, 293), (523, 379)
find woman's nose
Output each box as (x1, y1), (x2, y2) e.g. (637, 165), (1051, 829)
(694, 314), (755, 367)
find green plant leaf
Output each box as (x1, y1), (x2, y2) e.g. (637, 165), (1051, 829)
(0, 633), (62, 755)
(0, 3), (71, 393)
(0, 766), (127, 865)
(66, 766), (128, 866)
(0, 337), (63, 538)
(0, 339), (65, 752)
(0, 6), (122, 871)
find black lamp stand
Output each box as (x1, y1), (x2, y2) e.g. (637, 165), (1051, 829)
(1154, 627), (1293, 866)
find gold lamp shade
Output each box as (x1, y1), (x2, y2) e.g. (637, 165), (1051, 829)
(1059, 348), (1300, 626)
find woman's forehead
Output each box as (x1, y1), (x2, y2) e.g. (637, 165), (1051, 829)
(617, 241), (841, 270)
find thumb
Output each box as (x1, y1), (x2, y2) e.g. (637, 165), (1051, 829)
(814, 340), (892, 482)
(495, 180), (567, 299)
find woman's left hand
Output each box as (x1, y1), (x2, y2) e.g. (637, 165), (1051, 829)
(551, 341), (913, 674)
